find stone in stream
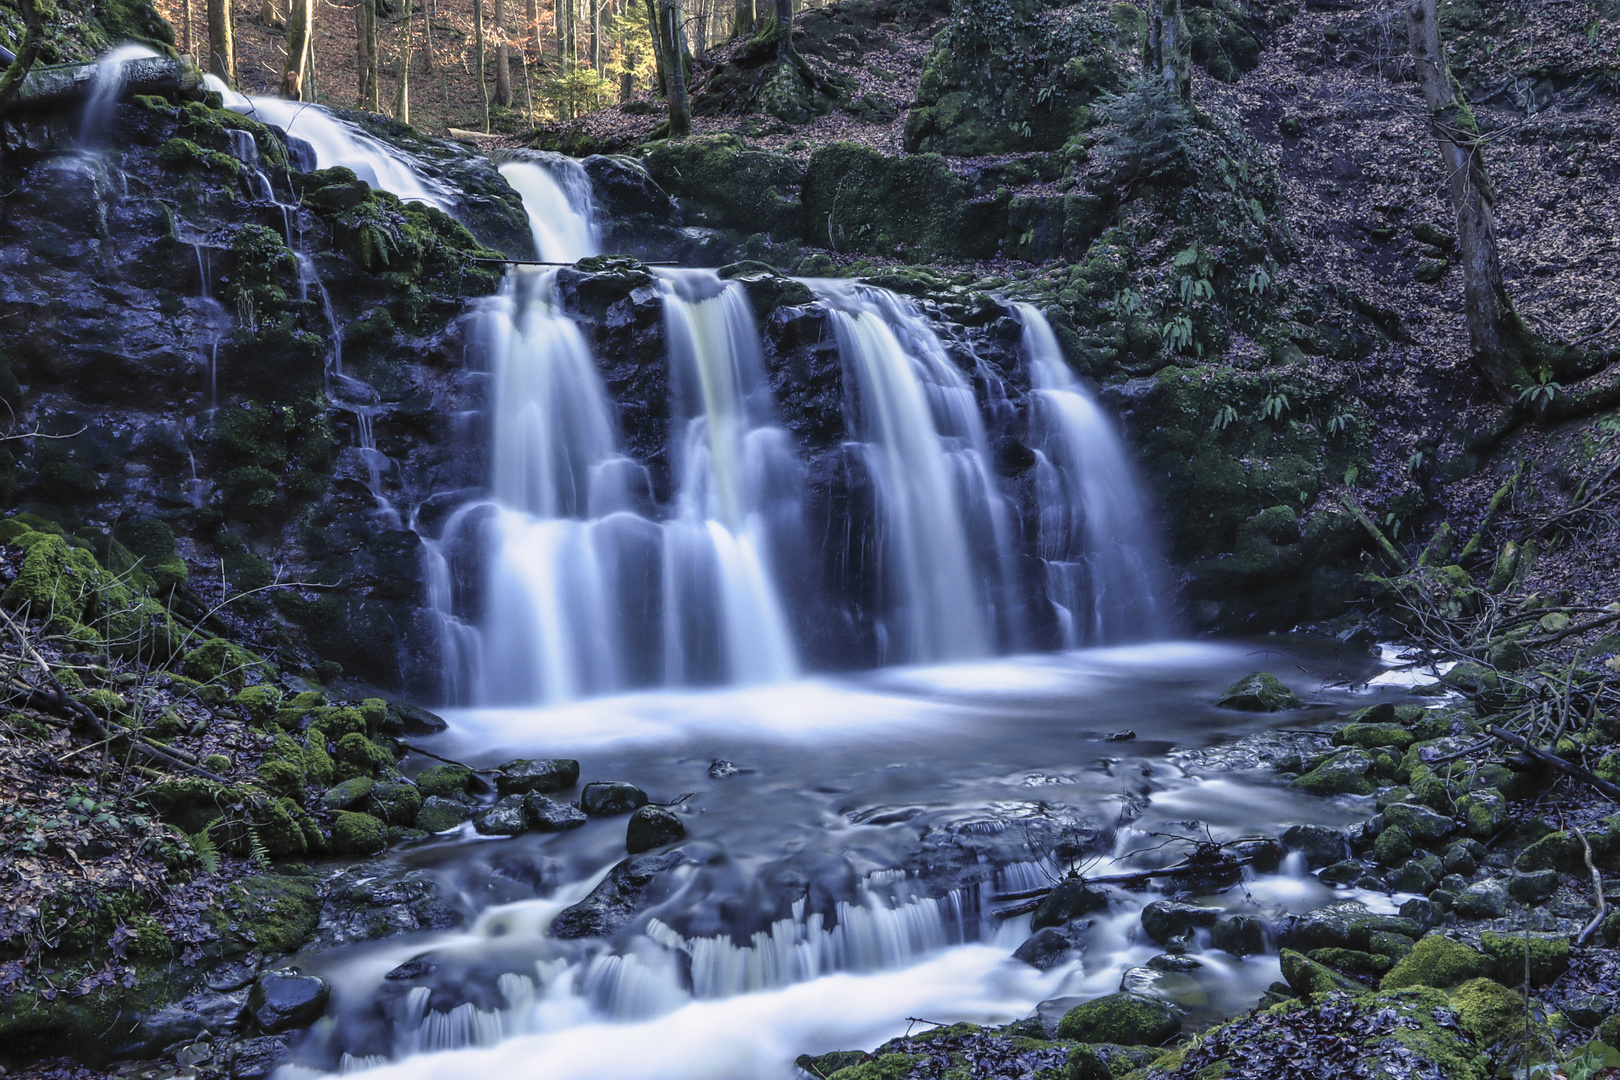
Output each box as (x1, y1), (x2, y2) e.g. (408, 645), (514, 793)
(1278, 900), (1422, 952)
(525, 792), (588, 831)
(117, 989), (248, 1057)
(1508, 868), (1558, 904)
(1012, 926), (1073, 970)
(1292, 749), (1375, 796)
(1280, 823), (1351, 868)
(495, 758), (580, 796)
(1029, 876), (1109, 930)
(1457, 789), (1506, 838)
(1454, 878), (1509, 919)
(416, 795), (471, 833)
(626, 804), (685, 852)
(473, 794), (530, 835)
(1120, 966), (1208, 1009)
(1055, 992), (1180, 1045)
(320, 776), (373, 810)
(1215, 671), (1299, 712)
(1140, 901), (1220, 945)
(1279, 949), (1365, 996)
(1382, 802), (1455, 843)
(248, 971), (329, 1032)
(551, 852), (684, 939)
(1211, 915), (1267, 957)
(1386, 859), (1437, 894)
(581, 781), (650, 815)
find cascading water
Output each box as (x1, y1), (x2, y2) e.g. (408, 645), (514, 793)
(1016, 304), (1169, 645)
(809, 279), (1020, 664)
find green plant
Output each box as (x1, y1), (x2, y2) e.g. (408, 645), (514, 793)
(1260, 390), (1292, 423)
(1517, 375), (1563, 409)
(1113, 288), (1146, 318)
(1179, 276), (1214, 305)
(1327, 411), (1355, 437)
(188, 820), (222, 874)
(1162, 315), (1196, 353)
(1210, 404), (1239, 432)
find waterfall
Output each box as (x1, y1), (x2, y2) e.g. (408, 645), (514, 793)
(809, 280), (1019, 664)
(79, 44), (160, 145)
(1015, 305), (1169, 645)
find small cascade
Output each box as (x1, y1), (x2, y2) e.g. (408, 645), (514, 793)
(809, 280), (1019, 664)
(187, 242), (230, 407)
(206, 75), (456, 213)
(496, 154), (600, 261)
(1015, 304), (1168, 645)
(78, 44), (159, 146)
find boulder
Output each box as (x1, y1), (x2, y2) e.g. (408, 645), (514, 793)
(1383, 802), (1455, 843)
(1140, 901), (1220, 946)
(1380, 934), (1488, 990)
(1507, 869), (1558, 904)
(525, 792), (588, 831)
(1453, 878), (1508, 920)
(320, 776), (373, 810)
(1334, 722), (1416, 751)
(248, 971), (329, 1033)
(416, 795), (470, 833)
(1216, 671), (1299, 711)
(473, 794), (530, 836)
(116, 989), (247, 1057)
(1056, 992), (1180, 1046)
(551, 852), (683, 939)
(626, 804), (685, 852)
(1456, 790), (1506, 839)
(1030, 877), (1109, 930)
(1279, 949), (1365, 996)
(1281, 824), (1351, 868)
(495, 758), (580, 796)
(1119, 967), (1209, 1010)
(1012, 927), (1073, 970)
(1293, 749), (1375, 796)
(581, 781), (650, 816)
(1211, 915), (1266, 957)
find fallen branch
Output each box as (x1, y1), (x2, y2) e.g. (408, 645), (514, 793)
(1340, 493), (1407, 569)
(992, 855), (1256, 917)
(1458, 458), (1524, 563)
(1576, 827), (1607, 946)
(1485, 724), (1620, 802)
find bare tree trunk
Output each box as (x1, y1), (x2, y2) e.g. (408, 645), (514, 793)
(424, 0), (437, 71)
(207, 0), (235, 84)
(662, 0), (689, 135)
(1407, 0), (1539, 401)
(692, 0), (705, 62)
(494, 0), (512, 105)
(394, 3), (411, 121)
(644, 0), (666, 95)
(0, 0), (45, 115)
(590, 0), (601, 75)
(474, 0), (490, 128)
(262, 0), (282, 28)
(182, 0), (192, 55)
(526, 0), (542, 56)
(733, 0), (751, 38)
(282, 0), (313, 97)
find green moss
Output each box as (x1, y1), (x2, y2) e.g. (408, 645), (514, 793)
(368, 779), (422, 825)
(1280, 948), (1367, 996)
(1216, 671), (1299, 711)
(1446, 978), (1539, 1053)
(329, 810), (387, 855)
(1514, 830), (1582, 873)
(801, 142), (1004, 261)
(639, 134), (805, 239)
(308, 705), (367, 742)
(417, 763), (474, 797)
(212, 871), (322, 956)
(824, 1053), (922, 1080)
(1380, 934), (1488, 991)
(180, 638), (271, 689)
(1307, 948), (1391, 978)
(1335, 722), (1416, 751)
(232, 683), (284, 726)
(1478, 931), (1570, 987)
(257, 757), (306, 798)
(1056, 992), (1179, 1045)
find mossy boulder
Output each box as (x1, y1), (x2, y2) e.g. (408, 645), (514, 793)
(1216, 671), (1299, 711)
(1335, 722), (1416, 751)
(179, 638), (271, 689)
(1056, 992), (1179, 1045)
(329, 810), (387, 854)
(1293, 749), (1375, 796)
(801, 142), (1004, 261)
(1280, 948), (1367, 995)
(1380, 934), (1488, 991)
(638, 134), (805, 239)
(1514, 830), (1582, 873)
(321, 776), (375, 810)
(1478, 931), (1569, 987)
(231, 683), (284, 726)
(416, 763), (475, 797)
(905, 0), (1127, 156)
(416, 795), (470, 833)
(369, 779), (423, 826)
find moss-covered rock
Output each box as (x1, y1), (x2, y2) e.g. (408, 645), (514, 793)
(1280, 948), (1367, 995)
(179, 638), (272, 689)
(231, 683), (284, 726)
(639, 134), (805, 239)
(416, 763), (475, 797)
(1335, 722), (1416, 751)
(1292, 749), (1375, 796)
(1216, 671), (1299, 711)
(1380, 934), (1488, 991)
(801, 142), (1004, 261)
(329, 809), (387, 854)
(904, 0), (1128, 156)
(1478, 931), (1569, 988)
(1056, 992), (1179, 1045)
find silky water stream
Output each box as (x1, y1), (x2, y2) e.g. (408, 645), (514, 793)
(155, 115), (1424, 1078)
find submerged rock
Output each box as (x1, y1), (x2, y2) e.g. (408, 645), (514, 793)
(1216, 671), (1299, 712)
(1211, 915), (1266, 957)
(626, 804), (685, 852)
(1140, 901), (1220, 946)
(248, 971), (328, 1032)
(581, 781), (650, 816)
(551, 852), (684, 939)
(1280, 824), (1351, 868)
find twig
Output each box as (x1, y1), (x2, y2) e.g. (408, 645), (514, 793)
(1339, 493), (1407, 568)
(1458, 457), (1524, 563)
(1576, 828), (1607, 946)
(1485, 724), (1620, 801)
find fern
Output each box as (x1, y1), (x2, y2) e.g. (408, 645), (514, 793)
(189, 820), (222, 874)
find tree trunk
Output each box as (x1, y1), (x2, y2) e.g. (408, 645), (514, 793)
(355, 0), (379, 108)
(662, 0), (690, 135)
(262, 0), (282, 28)
(182, 0), (192, 55)
(424, 0), (437, 71)
(590, 0), (601, 75)
(1147, 0), (1190, 101)
(206, 0), (235, 84)
(645, 0), (667, 95)
(772, 0), (790, 59)
(394, 3), (411, 121)
(0, 0), (45, 115)
(526, 0), (542, 56)
(281, 0), (313, 98)
(733, 0), (751, 37)
(474, 0), (490, 129)
(1407, 0), (1538, 401)
(495, 0), (512, 105)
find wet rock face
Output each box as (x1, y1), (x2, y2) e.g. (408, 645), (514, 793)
(551, 852), (684, 939)
(248, 971), (330, 1032)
